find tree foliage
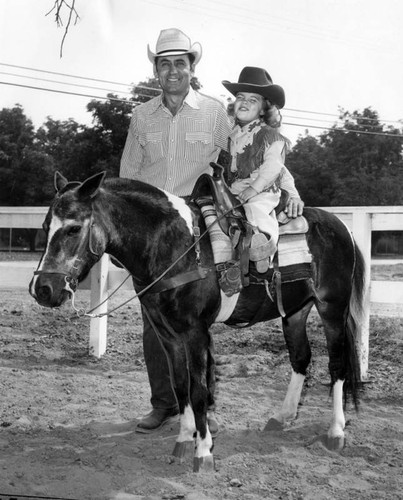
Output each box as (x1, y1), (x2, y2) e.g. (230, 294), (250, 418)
(0, 105), (54, 206)
(287, 108), (403, 206)
(1, 95), (402, 209)
(133, 77), (161, 104)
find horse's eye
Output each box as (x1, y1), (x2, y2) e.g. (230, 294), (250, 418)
(67, 225), (82, 236)
(42, 222), (49, 233)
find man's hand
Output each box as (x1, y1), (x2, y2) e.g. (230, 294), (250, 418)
(285, 197), (304, 218)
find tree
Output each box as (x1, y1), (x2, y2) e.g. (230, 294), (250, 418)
(133, 77), (161, 104)
(287, 108), (403, 206)
(286, 135), (336, 206)
(0, 105), (54, 206)
(35, 95), (133, 182)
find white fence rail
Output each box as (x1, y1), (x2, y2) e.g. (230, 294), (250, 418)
(1, 206), (403, 379)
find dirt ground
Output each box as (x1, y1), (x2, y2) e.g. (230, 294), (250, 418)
(0, 257), (402, 500)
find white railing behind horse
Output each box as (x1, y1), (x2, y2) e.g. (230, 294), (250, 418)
(1, 206), (403, 379)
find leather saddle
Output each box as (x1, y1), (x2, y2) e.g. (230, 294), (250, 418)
(191, 162), (308, 298)
(191, 162), (290, 235)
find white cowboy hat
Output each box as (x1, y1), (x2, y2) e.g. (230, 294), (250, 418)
(147, 28), (202, 65)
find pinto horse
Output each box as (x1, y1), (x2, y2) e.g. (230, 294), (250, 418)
(30, 171), (365, 472)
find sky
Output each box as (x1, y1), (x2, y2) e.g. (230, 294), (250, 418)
(0, 0), (402, 145)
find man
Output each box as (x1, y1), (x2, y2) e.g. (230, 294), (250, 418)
(120, 28), (304, 433)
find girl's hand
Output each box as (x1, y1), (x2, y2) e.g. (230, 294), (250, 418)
(238, 186), (258, 202)
(285, 197), (305, 218)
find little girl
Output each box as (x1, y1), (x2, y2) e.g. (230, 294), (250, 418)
(222, 66), (302, 272)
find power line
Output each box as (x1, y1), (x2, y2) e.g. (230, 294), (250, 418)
(1, 80), (402, 139)
(1, 62), (402, 128)
(283, 114), (397, 133)
(140, 0), (396, 54)
(0, 70), (134, 96)
(286, 107), (402, 126)
(283, 121), (403, 138)
(0, 81), (131, 104)
(0, 62), (130, 87)
(0, 62), (161, 95)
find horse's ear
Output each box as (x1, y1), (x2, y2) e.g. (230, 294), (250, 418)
(77, 171), (106, 199)
(54, 171), (69, 192)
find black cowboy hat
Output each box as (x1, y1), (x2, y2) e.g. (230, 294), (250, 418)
(222, 66), (285, 108)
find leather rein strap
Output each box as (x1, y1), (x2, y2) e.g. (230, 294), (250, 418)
(137, 267), (213, 295)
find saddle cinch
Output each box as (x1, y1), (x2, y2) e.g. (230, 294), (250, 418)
(191, 162), (309, 299)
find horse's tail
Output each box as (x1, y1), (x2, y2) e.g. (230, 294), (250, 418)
(344, 239), (366, 410)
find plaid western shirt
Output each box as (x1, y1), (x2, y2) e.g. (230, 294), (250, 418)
(120, 87), (232, 196)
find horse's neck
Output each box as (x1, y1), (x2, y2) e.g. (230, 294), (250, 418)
(97, 185), (188, 281)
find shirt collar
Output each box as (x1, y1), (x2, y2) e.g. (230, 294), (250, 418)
(149, 87), (200, 114)
(183, 87), (200, 110)
(229, 119), (263, 140)
(241, 119), (262, 132)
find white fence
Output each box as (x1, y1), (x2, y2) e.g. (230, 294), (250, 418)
(1, 206), (403, 379)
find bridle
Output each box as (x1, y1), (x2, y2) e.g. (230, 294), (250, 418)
(34, 213), (101, 298)
(80, 218), (214, 319)
(35, 198), (248, 320)
(34, 207), (215, 318)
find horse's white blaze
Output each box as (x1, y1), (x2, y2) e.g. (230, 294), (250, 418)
(38, 215), (64, 270)
(177, 405), (196, 443)
(328, 379), (345, 438)
(273, 371), (305, 423)
(195, 428), (213, 458)
(30, 215), (90, 296)
(29, 215), (64, 295)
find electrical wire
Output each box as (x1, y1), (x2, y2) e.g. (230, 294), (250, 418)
(0, 62), (162, 94)
(0, 70), (134, 96)
(139, 0), (396, 54)
(1, 62), (402, 129)
(282, 121), (403, 138)
(1, 75), (402, 139)
(0, 80), (130, 103)
(0, 81), (157, 104)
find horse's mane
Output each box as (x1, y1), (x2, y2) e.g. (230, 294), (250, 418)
(99, 177), (184, 219)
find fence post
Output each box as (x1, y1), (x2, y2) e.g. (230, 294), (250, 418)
(351, 210), (372, 380)
(89, 254), (109, 357)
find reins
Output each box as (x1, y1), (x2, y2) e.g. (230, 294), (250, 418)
(68, 198), (248, 320)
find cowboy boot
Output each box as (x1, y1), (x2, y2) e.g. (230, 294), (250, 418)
(249, 232), (277, 273)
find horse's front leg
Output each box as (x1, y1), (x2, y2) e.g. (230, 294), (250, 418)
(172, 403), (214, 471)
(169, 336), (214, 472)
(172, 404), (196, 461)
(192, 399), (214, 472)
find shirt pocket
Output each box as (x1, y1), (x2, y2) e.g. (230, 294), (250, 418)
(184, 131), (213, 161)
(140, 131), (164, 163)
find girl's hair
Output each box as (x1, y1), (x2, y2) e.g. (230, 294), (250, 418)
(261, 99), (282, 128)
(227, 98), (283, 128)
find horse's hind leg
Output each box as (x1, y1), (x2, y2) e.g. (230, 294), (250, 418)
(265, 301), (313, 430)
(316, 301), (350, 451)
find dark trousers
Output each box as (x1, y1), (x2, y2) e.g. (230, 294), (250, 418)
(143, 310), (178, 410)
(142, 307), (216, 411)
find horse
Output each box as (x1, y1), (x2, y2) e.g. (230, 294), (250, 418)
(29, 171), (365, 472)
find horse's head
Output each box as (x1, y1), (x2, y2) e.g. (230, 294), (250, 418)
(29, 171), (107, 308)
